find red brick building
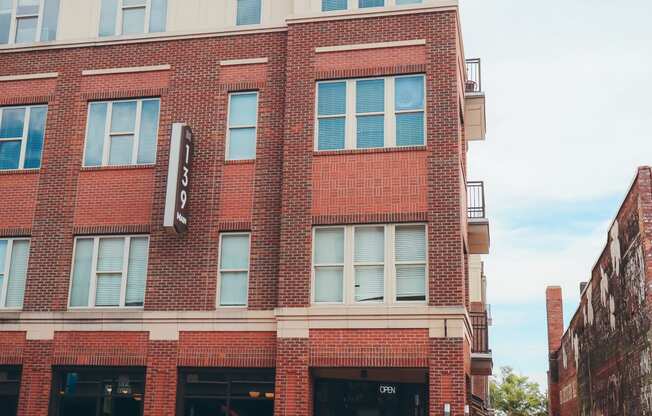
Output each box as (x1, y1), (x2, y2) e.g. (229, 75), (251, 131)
(0, 0), (491, 415)
(546, 167), (652, 416)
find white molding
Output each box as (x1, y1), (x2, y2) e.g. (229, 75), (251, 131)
(287, 2), (458, 24)
(0, 72), (59, 82)
(0, 25), (288, 54)
(220, 57), (269, 66)
(81, 64), (171, 76)
(315, 39), (425, 53)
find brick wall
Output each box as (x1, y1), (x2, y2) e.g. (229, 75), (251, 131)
(549, 167), (652, 416)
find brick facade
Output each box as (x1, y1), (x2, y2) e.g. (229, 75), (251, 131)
(0, 6), (486, 416)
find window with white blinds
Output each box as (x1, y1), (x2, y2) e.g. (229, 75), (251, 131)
(99, 0), (167, 37)
(236, 0), (261, 25)
(0, 0), (60, 45)
(0, 238), (30, 309)
(315, 75), (425, 151)
(227, 92), (258, 160)
(313, 224), (426, 304)
(69, 236), (149, 308)
(321, 0), (421, 12)
(218, 233), (250, 307)
(83, 98), (160, 167)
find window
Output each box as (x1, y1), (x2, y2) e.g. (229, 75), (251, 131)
(226, 92), (258, 160)
(316, 75), (425, 151)
(99, 0), (167, 37)
(218, 233), (250, 307)
(321, 0), (420, 12)
(236, 0), (261, 25)
(312, 224), (426, 304)
(0, 105), (47, 170)
(69, 236), (149, 308)
(83, 99), (160, 167)
(51, 368), (145, 416)
(0, 239), (30, 309)
(0, 366), (21, 416)
(0, 0), (59, 45)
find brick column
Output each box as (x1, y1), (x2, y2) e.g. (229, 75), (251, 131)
(546, 286), (564, 416)
(17, 340), (53, 416)
(429, 338), (466, 416)
(274, 338), (311, 416)
(144, 341), (178, 416)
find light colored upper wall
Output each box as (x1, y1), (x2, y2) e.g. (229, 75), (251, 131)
(469, 254), (483, 303)
(9, 0), (457, 47)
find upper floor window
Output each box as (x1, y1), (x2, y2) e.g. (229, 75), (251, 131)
(236, 0), (261, 25)
(312, 224), (427, 304)
(99, 0), (167, 37)
(316, 75), (425, 151)
(0, 105), (47, 170)
(0, 238), (30, 309)
(218, 233), (250, 307)
(0, 0), (60, 45)
(226, 92), (258, 161)
(69, 235), (149, 308)
(83, 98), (160, 167)
(322, 0), (421, 12)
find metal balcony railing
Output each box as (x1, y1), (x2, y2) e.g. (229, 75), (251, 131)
(470, 311), (491, 354)
(467, 181), (486, 219)
(466, 58), (482, 93)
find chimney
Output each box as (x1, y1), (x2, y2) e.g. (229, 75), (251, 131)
(545, 286), (564, 354)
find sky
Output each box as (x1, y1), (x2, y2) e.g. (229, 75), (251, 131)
(459, 0), (652, 388)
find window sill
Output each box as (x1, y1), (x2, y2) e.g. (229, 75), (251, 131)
(313, 145), (426, 157)
(80, 164), (156, 172)
(224, 159), (256, 165)
(0, 168), (40, 176)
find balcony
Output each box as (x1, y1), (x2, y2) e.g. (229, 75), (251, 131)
(470, 311), (493, 376)
(467, 181), (490, 254)
(465, 58), (487, 142)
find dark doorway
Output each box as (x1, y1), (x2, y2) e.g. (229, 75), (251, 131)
(50, 367), (145, 416)
(177, 368), (275, 416)
(0, 366), (21, 416)
(314, 369), (428, 416)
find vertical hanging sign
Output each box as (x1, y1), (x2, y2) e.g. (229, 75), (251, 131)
(164, 123), (193, 235)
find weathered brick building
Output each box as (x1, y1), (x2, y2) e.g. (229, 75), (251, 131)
(546, 166), (652, 416)
(0, 0), (492, 415)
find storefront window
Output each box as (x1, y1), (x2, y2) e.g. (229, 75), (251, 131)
(0, 366), (20, 416)
(178, 369), (274, 416)
(50, 368), (145, 416)
(314, 377), (427, 416)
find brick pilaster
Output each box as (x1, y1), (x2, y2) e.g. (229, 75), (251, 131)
(274, 338), (311, 416)
(143, 340), (178, 416)
(429, 337), (466, 415)
(17, 340), (53, 416)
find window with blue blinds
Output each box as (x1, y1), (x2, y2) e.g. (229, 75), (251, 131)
(359, 0), (384, 8)
(84, 99), (160, 167)
(100, 0), (167, 37)
(312, 224), (427, 305)
(396, 0), (422, 4)
(236, 0), (261, 25)
(316, 74), (425, 151)
(0, 105), (48, 170)
(317, 82), (346, 151)
(69, 236), (149, 308)
(227, 92), (258, 160)
(322, 0), (347, 11)
(395, 75), (425, 146)
(219, 234), (250, 307)
(0, 239), (30, 309)
(0, 0), (59, 44)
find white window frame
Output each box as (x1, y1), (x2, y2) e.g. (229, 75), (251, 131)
(82, 98), (159, 167)
(233, 0), (264, 26)
(114, 0), (152, 36)
(217, 232), (251, 308)
(314, 74), (426, 151)
(0, 238), (30, 310)
(67, 235), (149, 309)
(225, 91), (259, 161)
(4, 0), (49, 44)
(311, 224), (428, 305)
(321, 0), (422, 12)
(0, 105), (45, 170)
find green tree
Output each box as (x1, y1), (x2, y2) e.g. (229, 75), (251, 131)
(490, 367), (548, 416)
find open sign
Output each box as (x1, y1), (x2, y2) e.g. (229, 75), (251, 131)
(379, 385), (397, 395)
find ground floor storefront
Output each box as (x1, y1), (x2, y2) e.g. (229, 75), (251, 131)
(0, 329), (481, 416)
